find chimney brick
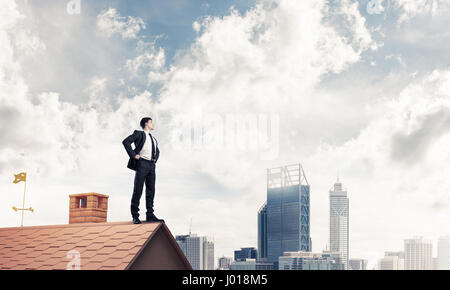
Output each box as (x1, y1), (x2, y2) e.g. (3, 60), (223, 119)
(69, 193), (109, 224)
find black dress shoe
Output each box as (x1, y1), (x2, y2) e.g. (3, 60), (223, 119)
(133, 217), (142, 224)
(146, 214), (164, 222)
(146, 217), (165, 222)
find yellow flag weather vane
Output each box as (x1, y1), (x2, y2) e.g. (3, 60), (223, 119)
(12, 172), (34, 227)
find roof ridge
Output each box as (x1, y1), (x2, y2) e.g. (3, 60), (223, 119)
(0, 221), (162, 231)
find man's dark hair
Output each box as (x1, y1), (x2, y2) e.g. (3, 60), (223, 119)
(140, 117), (152, 129)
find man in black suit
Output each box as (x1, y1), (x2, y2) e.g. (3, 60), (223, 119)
(122, 117), (164, 224)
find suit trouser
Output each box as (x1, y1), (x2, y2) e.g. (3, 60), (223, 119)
(131, 158), (156, 219)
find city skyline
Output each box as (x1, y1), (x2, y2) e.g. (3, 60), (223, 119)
(192, 169), (448, 270)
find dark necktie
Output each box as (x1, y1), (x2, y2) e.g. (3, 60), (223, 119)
(149, 133), (156, 160)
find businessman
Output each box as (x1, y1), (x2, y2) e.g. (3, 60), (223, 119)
(122, 117), (164, 224)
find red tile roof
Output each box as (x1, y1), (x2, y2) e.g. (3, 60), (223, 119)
(0, 221), (191, 270)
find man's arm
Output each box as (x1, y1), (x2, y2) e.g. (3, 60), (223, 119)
(122, 130), (139, 159)
(155, 146), (160, 162)
(154, 138), (160, 162)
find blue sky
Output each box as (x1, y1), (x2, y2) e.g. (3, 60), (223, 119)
(19, 0), (258, 103)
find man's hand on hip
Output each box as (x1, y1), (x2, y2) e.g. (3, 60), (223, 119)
(135, 154), (141, 160)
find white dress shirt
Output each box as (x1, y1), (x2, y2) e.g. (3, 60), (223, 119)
(139, 130), (157, 161)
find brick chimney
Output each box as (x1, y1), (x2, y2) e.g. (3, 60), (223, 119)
(69, 193), (109, 224)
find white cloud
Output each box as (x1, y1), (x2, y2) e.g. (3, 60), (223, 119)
(385, 53), (405, 66)
(125, 40), (166, 77)
(1, 0), (449, 267)
(12, 30), (46, 56)
(97, 8), (146, 39)
(338, 0), (379, 52)
(192, 21), (201, 33)
(393, 0), (448, 23)
(157, 0), (378, 114)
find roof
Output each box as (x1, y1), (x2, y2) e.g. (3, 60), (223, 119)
(0, 221), (192, 270)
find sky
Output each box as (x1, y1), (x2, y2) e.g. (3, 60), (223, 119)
(0, 0), (449, 269)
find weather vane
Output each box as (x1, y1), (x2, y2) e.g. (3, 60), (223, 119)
(12, 172), (34, 227)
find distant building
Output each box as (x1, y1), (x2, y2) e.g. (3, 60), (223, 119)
(278, 251), (345, 270)
(404, 237), (433, 270)
(385, 251), (405, 258)
(349, 259), (368, 270)
(204, 240), (215, 270)
(176, 234), (215, 270)
(230, 259), (274, 270)
(378, 251), (405, 270)
(432, 257), (439, 270)
(257, 203), (268, 260)
(176, 235), (204, 270)
(261, 164), (311, 269)
(329, 179), (349, 269)
(234, 247), (257, 262)
(437, 236), (450, 270)
(217, 256), (232, 270)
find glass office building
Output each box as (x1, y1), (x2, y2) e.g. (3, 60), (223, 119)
(176, 234), (215, 270)
(257, 203), (268, 260)
(230, 259), (274, 270)
(234, 247), (257, 262)
(265, 164), (311, 268)
(329, 179), (349, 269)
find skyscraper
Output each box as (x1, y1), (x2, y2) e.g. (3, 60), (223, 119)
(176, 234), (215, 270)
(234, 247), (257, 262)
(404, 237), (433, 270)
(329, 178), (349, 269)
(176, 234), (204, 270)
(204, 240), (215, 270)
(437, 236), (450, 270)
(263, 164), (311, 268)
(348, 258), (368, 270)
(378, 251), (405, 270)
(257, 203), (268, 260)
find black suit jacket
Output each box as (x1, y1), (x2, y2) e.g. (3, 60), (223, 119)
(122, 130), (160, 171)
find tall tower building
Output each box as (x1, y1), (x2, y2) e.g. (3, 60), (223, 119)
(204, 240), (215, 270)
(257, 203), (268, 260)
(329, 179), (349, 269)
(404, 237), (433, 270)
(437, 236), (450, 270)
(176, 234), (214, 270)
(264, 164), (311, 268)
